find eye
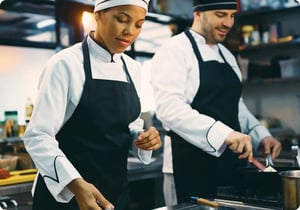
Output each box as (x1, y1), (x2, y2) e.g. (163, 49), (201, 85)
(215, 12), (225, 18)
(136, 20), (145, 29)
(117, 14), (129, 23)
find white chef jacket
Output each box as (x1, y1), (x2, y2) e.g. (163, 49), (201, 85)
(23, 35), (152, 203)
(151, 29), (271, 172)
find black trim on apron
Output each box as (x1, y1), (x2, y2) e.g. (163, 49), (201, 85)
(32, 35), (141, 210)
(170, 28), (246, 202)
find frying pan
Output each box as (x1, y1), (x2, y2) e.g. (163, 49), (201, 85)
(236, 166), (299, 193)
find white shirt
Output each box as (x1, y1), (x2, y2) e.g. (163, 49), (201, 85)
(151, 29), (271, 171)
(23, 35), (152, 203)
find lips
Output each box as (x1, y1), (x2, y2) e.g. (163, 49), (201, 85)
(217, 28), (228, 36)
(117, 38), (131, 48)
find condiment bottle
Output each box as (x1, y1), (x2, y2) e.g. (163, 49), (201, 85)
(25, 97), (34, 125)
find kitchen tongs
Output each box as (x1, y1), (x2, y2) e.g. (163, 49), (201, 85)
(251, 155), (277, 172)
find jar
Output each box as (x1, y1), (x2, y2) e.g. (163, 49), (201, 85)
(241, 25), (254, 46)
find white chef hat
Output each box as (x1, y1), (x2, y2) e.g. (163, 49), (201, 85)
(94, 0), (150, 13)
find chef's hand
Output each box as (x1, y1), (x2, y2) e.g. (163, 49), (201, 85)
(67, 178), (114, 210)
(260, 136), (282, 159)
(134, 126), (162, 151)
(225, 131), (253, 162)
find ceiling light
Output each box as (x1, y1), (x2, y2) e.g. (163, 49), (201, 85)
(37, 19), (55, 29)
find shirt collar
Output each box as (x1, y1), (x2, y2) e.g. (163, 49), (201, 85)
(189, 29), (219, 51)
(87, 33), (122, 63)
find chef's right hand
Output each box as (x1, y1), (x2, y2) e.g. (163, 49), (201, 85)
(67, 178), (114, 210)
(225, 131), (253, 162)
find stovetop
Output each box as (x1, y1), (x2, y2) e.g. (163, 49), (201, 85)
(153, 186), (283, 210)
(216, 186), (281, 207)
(153, 199), (282, 210)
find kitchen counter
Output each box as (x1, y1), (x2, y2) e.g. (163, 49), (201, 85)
(0, 182), (33, 210)
(0, 156), (163, 209)
(127, 155), (163, 181)
(153, 199), (282, 210)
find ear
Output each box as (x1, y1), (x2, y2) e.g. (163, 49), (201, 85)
(193, 11), (201, 19)
(94, 12), (100, 22)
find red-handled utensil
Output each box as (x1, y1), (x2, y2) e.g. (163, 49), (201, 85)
(251, 157), (266, 171)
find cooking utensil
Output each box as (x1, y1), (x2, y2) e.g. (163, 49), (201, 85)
(265, 154), (277, 172)
(190, 196), (220, 208)
(266, 154), (274, 167)
(279, 170), (300, 210)
(251, 156), (277, 172)
(251, 157), (266, 171)
(237, 166), (299, 198)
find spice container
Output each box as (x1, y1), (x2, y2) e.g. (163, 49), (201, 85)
(4, 111), (18, 137)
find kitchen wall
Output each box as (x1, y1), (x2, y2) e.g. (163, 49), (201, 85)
(243, 82), (300, 133)
(0, 45), (56, 123)
(1, 46), (300, 134)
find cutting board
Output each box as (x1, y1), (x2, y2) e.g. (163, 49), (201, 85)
(0, 168), (37, 186)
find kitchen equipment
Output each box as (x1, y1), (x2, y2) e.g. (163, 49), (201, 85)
(279, 170), (300, 210)
(238, 166), (298, 185)
(251, 157), (266, 171)
(231, 166), (300, 209)
(190, 197), (220, 208)
(0, 155), (18, 171)
(265, 154), (277, 172)
(0, 168), (37, 186)
(153, 198), (281, 209)
(0, 196), (17, 210)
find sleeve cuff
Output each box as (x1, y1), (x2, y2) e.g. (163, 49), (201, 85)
(207, 121), (233, 155)
(43, 157), (82, 203)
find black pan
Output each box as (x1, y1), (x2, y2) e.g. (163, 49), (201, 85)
(236, 166), (299, 193)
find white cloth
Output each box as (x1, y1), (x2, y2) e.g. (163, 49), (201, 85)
(151, 29), (271, 160)
(162, 136), (177, 206)
(94, 0), (150, 12)
(163, 173), (177, 206)
(23, 35), (152, 203)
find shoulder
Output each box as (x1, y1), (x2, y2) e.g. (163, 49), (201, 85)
(42, 43), (83, 84)
(153, 32), (192, 61)
(164, 32), (191, 51)
(49, 43), (83, 67)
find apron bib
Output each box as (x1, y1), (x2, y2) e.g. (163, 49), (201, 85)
(32, 36), (141, 210)
(170, 29), (246, 202)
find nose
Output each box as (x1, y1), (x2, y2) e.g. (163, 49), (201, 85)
(124, 24), (134, 35)
(124, 23), (140, 36)
(222, 16), (234, 28)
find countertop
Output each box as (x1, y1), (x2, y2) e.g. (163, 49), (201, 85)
(0, 155), (163, 201)
(127, 155), (163, 181)
(153, 199), (282, 210)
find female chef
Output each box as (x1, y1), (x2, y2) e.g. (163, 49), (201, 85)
(23, 0), (161, 210)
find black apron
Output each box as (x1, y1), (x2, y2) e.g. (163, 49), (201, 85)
(169, 29), (246, 202)
(32, 36), (141, 210)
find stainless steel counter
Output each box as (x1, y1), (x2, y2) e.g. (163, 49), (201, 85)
(0, 156), (163, 209)
(153, 199), (282, 210)
(0, 182), (33, 210)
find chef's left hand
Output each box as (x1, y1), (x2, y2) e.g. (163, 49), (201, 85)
(134, 126), (161, 151)
(260, 136), (282, 159)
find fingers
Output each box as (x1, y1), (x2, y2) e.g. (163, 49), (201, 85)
(95, 190), (115, 210)
(69, 179), (114, 210)
(272, 142), (282, 159)
(134, 127), (162, 150)
(261, 136), (282, 159)
(225, 131), (253, 161)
